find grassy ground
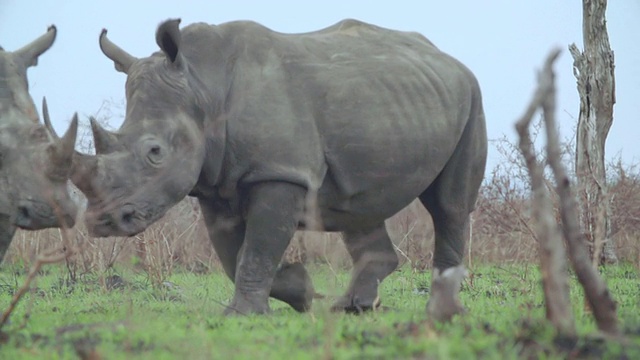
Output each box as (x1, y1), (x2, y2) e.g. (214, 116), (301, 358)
(0, 263), (639, 359)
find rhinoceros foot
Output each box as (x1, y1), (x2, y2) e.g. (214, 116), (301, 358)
(330, 293), (382, 314)
(224, 291), (271, 316)
(425, 265), (467, 323)
(269, 262), (316, 312)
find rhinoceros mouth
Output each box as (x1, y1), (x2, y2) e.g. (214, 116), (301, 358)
(84, 202), (164, 238)
(14, 200), (76, 230)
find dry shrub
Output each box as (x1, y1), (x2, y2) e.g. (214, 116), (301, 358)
(473, 169), (538, 264)
(607, 159), (640, 265)
(4, 132), (640, 275)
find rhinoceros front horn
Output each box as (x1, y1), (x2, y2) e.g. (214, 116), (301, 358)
(99, 29), (137, 74)
(52, 113), (79, 169)
(90, 117), (119, 154)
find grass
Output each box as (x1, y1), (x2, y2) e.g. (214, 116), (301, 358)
(0, 263), (639, 359)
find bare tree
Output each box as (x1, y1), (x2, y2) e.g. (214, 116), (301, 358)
(569, 0), (617, 265)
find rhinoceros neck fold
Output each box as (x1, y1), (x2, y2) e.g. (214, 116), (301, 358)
(0, 59), (12, 101)
(0, 57), (38, 122)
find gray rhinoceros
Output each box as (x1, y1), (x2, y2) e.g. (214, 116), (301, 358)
(73, 19), (487, 316)
(0, 26), (79, 262)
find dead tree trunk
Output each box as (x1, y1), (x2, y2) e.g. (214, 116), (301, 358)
(515, 49), (575, 336)
(569, 0), (617, 265)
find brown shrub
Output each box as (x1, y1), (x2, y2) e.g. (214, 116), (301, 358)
(4, 156), (640, 276)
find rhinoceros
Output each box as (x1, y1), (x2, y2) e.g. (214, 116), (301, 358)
(0, 26), (79, 262)
(73, 18), (487, 317)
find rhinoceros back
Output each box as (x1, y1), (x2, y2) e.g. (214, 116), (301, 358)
(189, 19), (486, 227)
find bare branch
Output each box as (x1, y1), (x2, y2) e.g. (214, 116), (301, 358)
(515, 48), (575, 336)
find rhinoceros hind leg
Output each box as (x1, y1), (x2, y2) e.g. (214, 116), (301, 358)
(419, 163), (473, 321)
(418, 108), (486, 321)
(270, 261), (315, 312)
(331, 224), (398, 313)
(425, 265), (467, 322)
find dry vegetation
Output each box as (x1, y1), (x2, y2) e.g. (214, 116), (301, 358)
(4, 137), (640, 280)
(4, 96), (639, 280)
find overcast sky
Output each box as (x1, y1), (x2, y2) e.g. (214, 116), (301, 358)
(1, 1), (639, 171)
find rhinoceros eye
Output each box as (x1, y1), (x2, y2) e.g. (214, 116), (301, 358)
(145, 143), (164, 166)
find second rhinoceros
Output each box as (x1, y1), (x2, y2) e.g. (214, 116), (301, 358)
(0, 26), (79, 262)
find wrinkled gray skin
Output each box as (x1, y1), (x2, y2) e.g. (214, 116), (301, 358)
(74, 19), (487, 316)
(0, 26), (79, 262)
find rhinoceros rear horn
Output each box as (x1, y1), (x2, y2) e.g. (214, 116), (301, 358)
(156, 19), (182, 65)
(42, 97), (60, 139)
(15, 25), (57, 68)
(99, 29), (137, 74)
(90, 117), (120, 154)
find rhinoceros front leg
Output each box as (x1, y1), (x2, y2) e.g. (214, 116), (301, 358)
(224, 182), (306, 315)
(200, 197), (315, 313)
(331, 224), (399, 313)
(199, 198), (245, 281)
(0, 215), (17, 264)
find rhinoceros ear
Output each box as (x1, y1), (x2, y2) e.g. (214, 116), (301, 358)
(156, 19), (183, 66)
(15, 25), (57, 68)
(99, 29), (137, 74)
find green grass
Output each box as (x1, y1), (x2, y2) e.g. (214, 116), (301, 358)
(0, 263), (639, 359)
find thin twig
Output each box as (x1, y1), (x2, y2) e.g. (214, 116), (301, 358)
(0, 243), (76, 329)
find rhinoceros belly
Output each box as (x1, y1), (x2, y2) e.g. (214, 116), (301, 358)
(308, 134), (452, 231)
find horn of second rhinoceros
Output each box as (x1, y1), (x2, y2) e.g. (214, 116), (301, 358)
(42, 97), (59, 139)
(70, 152), (99, 198)
(15, 25), (57, 68)
(51, 114), (79, 171)
(99, 29), (137, 73)
(90, 116), (119, 154)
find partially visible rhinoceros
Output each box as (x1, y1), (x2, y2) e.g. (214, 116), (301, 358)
(0, 26), (79, 262)
(73, 19), (487, 317)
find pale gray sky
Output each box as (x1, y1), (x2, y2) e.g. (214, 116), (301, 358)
(2, 1), (639, 171)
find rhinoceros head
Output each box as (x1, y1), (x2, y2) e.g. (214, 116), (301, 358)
(73, 19), (211, 237)
(0, 99), (79, 230)
(0, 26), (78, 230)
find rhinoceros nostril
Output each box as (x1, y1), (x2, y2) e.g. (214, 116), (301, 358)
(120, 205), (136, 224)
(63, 214), (76, 228)
(18, 205), (30, 220)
